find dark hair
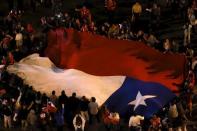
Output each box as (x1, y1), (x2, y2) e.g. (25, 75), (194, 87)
(91, 97), (96, 102)
(52, 90), (55, 95)
(72, 92), (76, 97)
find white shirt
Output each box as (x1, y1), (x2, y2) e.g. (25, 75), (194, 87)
(88, 102), (99, 115)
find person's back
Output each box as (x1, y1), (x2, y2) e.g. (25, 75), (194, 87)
(88, 97), (99, 124)
(88, 101), (98, 115)
(58, 90), (68, 104)
(50, 90), (57, 105)
(68, 93), (79, 112)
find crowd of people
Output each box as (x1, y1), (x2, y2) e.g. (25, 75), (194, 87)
(0, 0), (197, 131)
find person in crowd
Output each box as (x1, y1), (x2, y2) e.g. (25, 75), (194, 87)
(168, 100), (180, 131)
(13, 89), (22, 126)
(145, 33), (159, 47)
(108, 24), (119, 38)
(99, 22), (110, 36)
(186, 47), (194, 59)
(163, 38), (171, 53)
(105, 0), (117, 23)
(108, 110), (120, 130)
(18, 104), (29, 130)
(35, 91), (42, 113)
(188, 6), (196, 32)
(89, 21), (97, 34)
(132, 1), (142, 22)
(128, 114), (144, 131)
(64, 12), (72, 28)
(39, 111), (49, 131)
(149, 114), (162, 131)
(50, 90), (58, 106)
(1, 56), (7, 65)
(73, 18), (82, 31)
(54, 104), (65, 131)
(73, 111), (86, 131)
(0, 33), (13, 53)
(15, 29), (23, 51)
(150, 3), (161, 31)
(185, 70), (195, 116)
(0, 65), (5, 81)
(26, 23), (35, 34)
(101, 105), (111, 130)
(131, 1), (142, 32)
(176, 100), (188, 131)
(81, 24), (89, 32)
(8, 51), (14, 65)
(135, 30), (144, 42)
(183, 22), (192, 46)
(80, 96), (89, 123)
(2, 99), (12, 128)
(88, 97), (99, 124)
(57, 91), (66, 102)
(68, 92), (80, 115)
(41, 93), (48, 106)
(75, 6), (92, 24)
(27, 109), (37, 131)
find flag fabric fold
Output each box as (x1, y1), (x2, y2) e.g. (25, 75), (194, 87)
(45, 28), (186, 93)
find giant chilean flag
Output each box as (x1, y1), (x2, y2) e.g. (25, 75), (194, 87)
(44, 28), (186, 117)
(8, 28), (186, 118)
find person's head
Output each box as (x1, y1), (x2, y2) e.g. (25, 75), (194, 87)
(72, 92), (76, 97)
(43, 93), (46, 97)
(61, 90), (65, 95)
(81, 96), (86, 100)
(52, 90), (55, 95)
(91, 97), (96, 102)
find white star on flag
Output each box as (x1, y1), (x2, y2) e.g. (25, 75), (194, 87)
(128, 91), (156, 111)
